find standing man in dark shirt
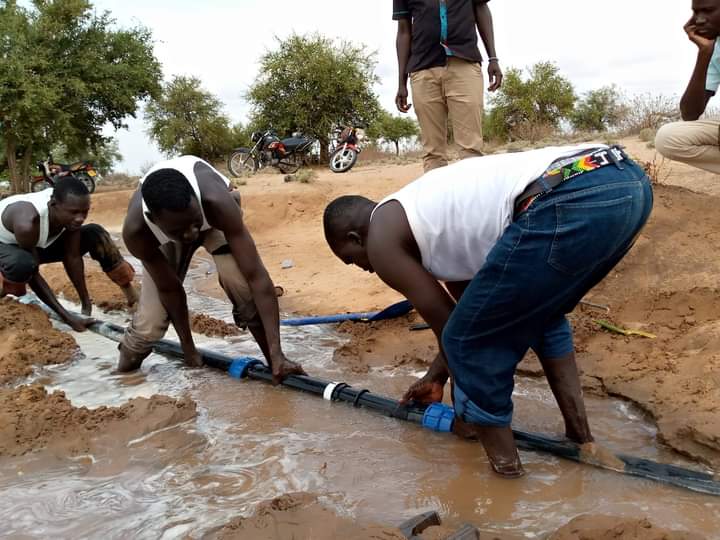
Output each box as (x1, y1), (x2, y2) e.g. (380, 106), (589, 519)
(394, 0), (502, 172)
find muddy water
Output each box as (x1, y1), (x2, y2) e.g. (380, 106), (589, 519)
(2, 286), (719, 538)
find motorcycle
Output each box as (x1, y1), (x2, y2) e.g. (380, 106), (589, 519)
(227, 130), (315, 177)
(30, 155), (98, 193)
(329, 126), (363, 173)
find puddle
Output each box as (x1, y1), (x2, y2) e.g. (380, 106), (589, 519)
(2, 293), (720, 538)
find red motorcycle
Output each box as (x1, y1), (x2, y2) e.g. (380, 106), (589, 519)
(227, 130), (315, 176)
(30, 155), (98, 193)
(329, 126), (362, 173)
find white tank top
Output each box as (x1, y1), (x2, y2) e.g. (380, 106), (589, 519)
(0, 189), (64, 248)
(372, 144), (606, 282)
(138, 156), (230, 244)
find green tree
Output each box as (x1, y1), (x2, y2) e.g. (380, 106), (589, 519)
(247, 33), (380, 162)
(571, 85), (627, 132)
(0, 0), (161, 192)
(145, 76), (236, 161)
(367, 110), (419, 155)
(487, 61), (576, 140)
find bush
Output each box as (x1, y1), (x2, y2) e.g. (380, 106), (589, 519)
(620, 93), (679, 135)
(639, 128), (656, 143)
(571, 86), (628, 133)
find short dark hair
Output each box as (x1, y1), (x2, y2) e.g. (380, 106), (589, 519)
(323, 195), (375, 243)
(141, 168), (195, 214)
(52, 176), (89, 203)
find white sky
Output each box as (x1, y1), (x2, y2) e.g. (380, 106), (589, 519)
(93, 0), (696, 174)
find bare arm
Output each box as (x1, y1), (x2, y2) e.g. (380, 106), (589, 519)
(62, 230), (92, 315)
(369, 203), (455, 402)
(396, 19), (412, 113)
(8, 204), (92, 330)
(680, 17), (717, 120)
(474, 2), (502, 91)
(199, 166), (304, 382)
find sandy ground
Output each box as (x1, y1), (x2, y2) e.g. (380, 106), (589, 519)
(38, 137), (720, 464)
(9, 138), (720, 537)
(0, 383), (196, 458)
(0, 298), (78, 385)
(549, 515), (705, 540)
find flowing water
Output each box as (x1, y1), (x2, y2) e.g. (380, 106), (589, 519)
(1, 273), (719, 538)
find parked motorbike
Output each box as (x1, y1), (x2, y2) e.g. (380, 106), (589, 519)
(30, 155), (98, 193)
(227, 130), (315, 177)
(329, 126), (363, 173)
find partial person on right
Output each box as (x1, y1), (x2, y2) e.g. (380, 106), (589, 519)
(656, 0), (720, 174)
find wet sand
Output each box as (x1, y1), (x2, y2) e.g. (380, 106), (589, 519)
(4, 141), (720, 538)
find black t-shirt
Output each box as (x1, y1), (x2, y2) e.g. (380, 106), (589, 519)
(393, 0), (489, 74)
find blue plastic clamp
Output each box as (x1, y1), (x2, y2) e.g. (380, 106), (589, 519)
(228, 357), (262, 379)
(422, 403), (455, 433)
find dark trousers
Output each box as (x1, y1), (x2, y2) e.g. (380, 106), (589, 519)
(443, 159), (654, 427)
(0, 224), (127, 290)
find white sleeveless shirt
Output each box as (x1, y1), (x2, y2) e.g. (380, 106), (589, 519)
(0, 189), (64, 248)
(372, 144), (606, 282)
(138, 155), (230, 244)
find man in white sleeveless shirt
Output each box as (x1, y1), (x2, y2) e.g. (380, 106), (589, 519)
(0, 177), (138, 330)
(323, 144), (653, 477)
(119, 156), (305, 383)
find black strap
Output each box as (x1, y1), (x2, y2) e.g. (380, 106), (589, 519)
(353, 389), (370, 407)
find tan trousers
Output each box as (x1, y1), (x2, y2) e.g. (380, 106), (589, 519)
(655, 119), (720, 174)
(121, 228), (257, 356)
(410, 57), (485, 172)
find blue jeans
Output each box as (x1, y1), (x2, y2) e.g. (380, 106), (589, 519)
(442, 159), (653, 427)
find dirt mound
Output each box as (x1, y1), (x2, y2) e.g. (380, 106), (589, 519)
(333, 314), (436, 373)
(42, 262), (131, 312)
(0, 298), (78, 384)
(206, 492), (440, 540)
(550, 514), (706, 540)
(190, 312), (240, 337)
(0, 384), (196, 458)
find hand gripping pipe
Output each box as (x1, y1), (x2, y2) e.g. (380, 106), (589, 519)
(24, 300), (720, 497)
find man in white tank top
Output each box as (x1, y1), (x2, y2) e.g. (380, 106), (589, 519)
(323, 145), (653, 477)
(0, 177), (138, 330)
(119, 156), (305, 383)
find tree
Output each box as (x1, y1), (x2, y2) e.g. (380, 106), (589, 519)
(247, 33), (380, 162)
(145, 76), (237, 161)
(487, 61), (576, 141)
(367, 110), (419, 155)
(0, 0), (161, 193)
(571, 85), (627, 133)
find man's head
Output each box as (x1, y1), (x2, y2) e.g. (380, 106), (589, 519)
(50, 177), (90, 232)
(692, 0), (720, 38)
(323, 195), (377, 272)
(141, 168), (203, 244)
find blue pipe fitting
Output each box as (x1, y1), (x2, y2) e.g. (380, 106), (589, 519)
(422, 403), (455, 433)
(228, 357), (262, 379)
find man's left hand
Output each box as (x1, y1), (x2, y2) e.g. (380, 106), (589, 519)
(270, 354), (307, 385)
(487, 60), (503, 92)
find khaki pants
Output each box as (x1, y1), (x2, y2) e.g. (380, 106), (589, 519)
(655, 119), (720, 174)
(410, 57), (485, 172)
(121, 228), (256, 356)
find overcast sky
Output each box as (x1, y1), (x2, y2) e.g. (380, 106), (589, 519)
(93, 0), (696, 174)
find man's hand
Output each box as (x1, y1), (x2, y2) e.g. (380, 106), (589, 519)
(685, 16), (716, 51)
(66, 314), (96, 332)
(81, 300), (92, 316)
(487, 60), (503, 92)
(270, 354), (306, 385)
(400, 374), (445, 405)
(184, 349), (204, 368)
(396, 85), (412, 113)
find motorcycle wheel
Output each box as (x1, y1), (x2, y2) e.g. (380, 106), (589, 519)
(329, 147), (358, 173)
(228, 151), (257, 177)
(76, 172), (96, 194)
(31, 180), (52, 192)
(277, 156), (301, 174)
